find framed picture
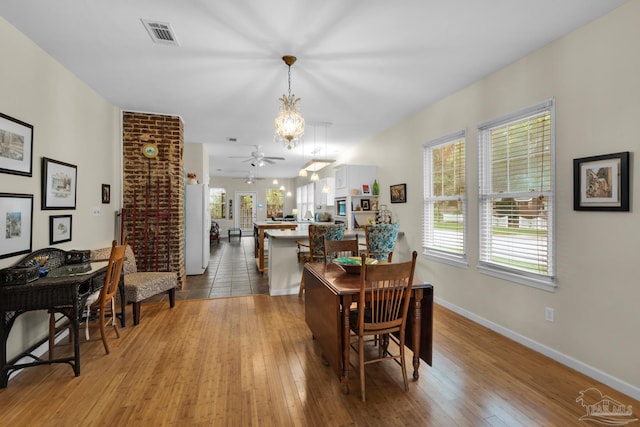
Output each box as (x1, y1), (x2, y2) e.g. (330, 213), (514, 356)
(573, 152), (629, 211)
(0, 193), (33, 259)
(361, 199), (370, 211)
(102, 184), (111, 204)
(42, 157), (77, 210)
(0, 112), (33, 177)
(362, 184), (370, 194)
(49, 215), (72, 245)
(390, 183), (407, 203)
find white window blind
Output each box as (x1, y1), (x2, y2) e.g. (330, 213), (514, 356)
(423, 130), (467, 265)
(296, 183), (314, 220)
(478, 99), (555, 290)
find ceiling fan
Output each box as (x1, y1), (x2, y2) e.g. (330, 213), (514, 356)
(232, 171), (264, 184)
(229, 145), (285, 167)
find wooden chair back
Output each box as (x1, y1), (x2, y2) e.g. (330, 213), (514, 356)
(323, 236), (359, 262)
(91, 239), (126, 353)
(351, 250), (418, 401)
(99, 240), (127, 308)
(356, 251), (417, 336)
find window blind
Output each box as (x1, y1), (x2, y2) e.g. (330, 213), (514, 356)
(423, 130), (467, 263)
(478, 99), (555, 289)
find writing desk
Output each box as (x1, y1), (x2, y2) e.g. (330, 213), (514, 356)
(0, 260), (108, 388)
(303, 261), (433, 394)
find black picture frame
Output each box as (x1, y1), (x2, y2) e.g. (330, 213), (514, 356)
(573, 151), (630, 211)
(390, 183), (407, 203)
(0, 193), (33, 259)
(361, 199), (370, 211)
(102, 184), (111, 204)
(49, 214), (72, 245)
(0, 112), (33, 177)
(42, 157), (77, 210)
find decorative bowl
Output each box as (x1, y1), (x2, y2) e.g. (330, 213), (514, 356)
(333, 257), (378, 274)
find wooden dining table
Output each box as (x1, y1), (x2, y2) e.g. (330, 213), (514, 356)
(303, 261), (433, 394)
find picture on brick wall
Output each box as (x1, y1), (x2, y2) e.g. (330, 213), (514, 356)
(0, 112), (33, 177)
(42, 157), (77, 210)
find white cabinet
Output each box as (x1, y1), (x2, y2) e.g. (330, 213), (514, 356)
(333, 165), (376, 198)
(315, 177), (335, 207)
(334, 165), (378, 229)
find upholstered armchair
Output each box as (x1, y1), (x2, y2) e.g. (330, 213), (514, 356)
(363, 223), (400, 262)
(91, 244), (177, 326)
(296, 224), (346, 296)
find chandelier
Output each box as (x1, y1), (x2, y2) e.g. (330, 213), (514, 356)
(274, 55), (305, 150)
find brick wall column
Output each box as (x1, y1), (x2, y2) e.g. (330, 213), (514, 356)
(121, 111), (186, 288)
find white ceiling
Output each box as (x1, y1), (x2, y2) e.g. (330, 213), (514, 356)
(0, 0), (628, 178)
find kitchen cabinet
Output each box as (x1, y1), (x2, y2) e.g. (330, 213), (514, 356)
(333, 165), (376, 198)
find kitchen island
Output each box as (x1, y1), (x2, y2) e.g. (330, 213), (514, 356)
(266, 226), (407, 296)
(253, 221), (298, 273)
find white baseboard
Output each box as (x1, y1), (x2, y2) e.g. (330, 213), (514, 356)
(435, 297), (640, 401)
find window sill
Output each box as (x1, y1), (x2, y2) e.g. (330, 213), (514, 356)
(477, 263), (556, 292)
(423, 250), (468, 269)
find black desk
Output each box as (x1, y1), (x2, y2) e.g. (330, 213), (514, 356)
(0, 260), (108, 388)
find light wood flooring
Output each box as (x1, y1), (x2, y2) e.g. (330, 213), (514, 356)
(1, 295), (638, 426)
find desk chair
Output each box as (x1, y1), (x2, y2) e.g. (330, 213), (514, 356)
(323, 236), (359, 262)
(49, 240), (126, 357)
(349, 251), (417, 402)
(296, 224), (345, 297)
(363, 223), (400, 262)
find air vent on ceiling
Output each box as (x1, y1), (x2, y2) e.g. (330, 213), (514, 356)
(141, 19), (180, 46)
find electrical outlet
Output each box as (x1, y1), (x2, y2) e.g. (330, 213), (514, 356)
(92, 207), (101, 216)
(545, 307), (555, 322)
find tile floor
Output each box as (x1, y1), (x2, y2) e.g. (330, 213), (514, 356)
(178, 236), (270, 300)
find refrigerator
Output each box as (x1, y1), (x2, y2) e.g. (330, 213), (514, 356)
(185, 184), (211, 275)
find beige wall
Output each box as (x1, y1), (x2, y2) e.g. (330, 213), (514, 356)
(0, 17), (121, 359)
(338, 2), (640, 398)
(184, 142), (209, 185)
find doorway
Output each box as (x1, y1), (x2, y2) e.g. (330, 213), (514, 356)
(235, 191), (257, 233)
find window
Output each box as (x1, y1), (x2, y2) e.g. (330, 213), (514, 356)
(209, 187), (226, 219)
(478, 99), (555, 291)
(296, 183), (314, 220)
(423, 131), (467, 266)
(266, 188), (284, 219)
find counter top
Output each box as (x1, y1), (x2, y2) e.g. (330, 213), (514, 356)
(266, 229), (364, 240)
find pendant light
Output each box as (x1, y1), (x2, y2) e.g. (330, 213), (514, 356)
(274, 55), (305, 149)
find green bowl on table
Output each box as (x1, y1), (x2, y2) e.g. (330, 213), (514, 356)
(332, 257), (378, 274)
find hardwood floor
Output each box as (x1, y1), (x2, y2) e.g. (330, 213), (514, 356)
(1, 296), (637, 426)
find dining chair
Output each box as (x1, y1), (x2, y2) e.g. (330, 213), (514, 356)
(296, 224), (345, 297)
(349, 251), (417, 402)
(49, 240), (127, 358)
(323, 235), (359, 262)
(363, 223), (400, 262)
